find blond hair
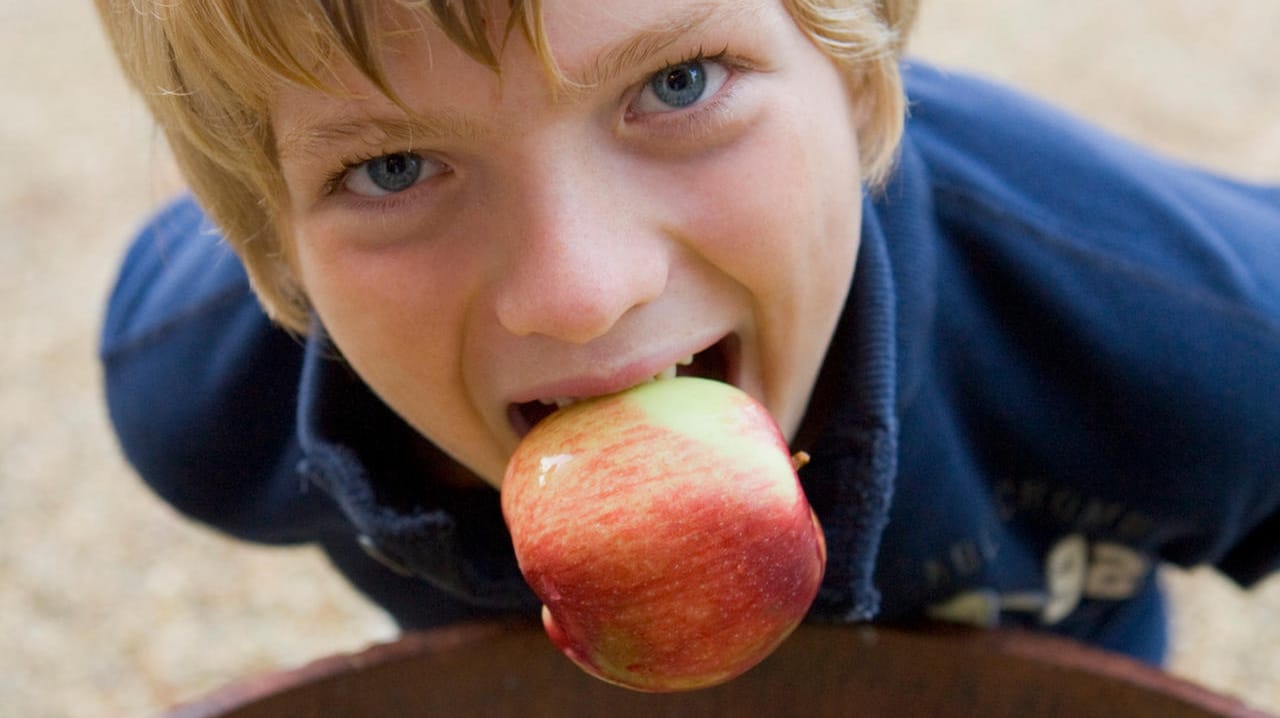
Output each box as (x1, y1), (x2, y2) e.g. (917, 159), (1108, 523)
(96, 0), (918, 332)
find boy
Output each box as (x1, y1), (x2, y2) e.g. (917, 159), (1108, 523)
(96, 0), (1280, 666)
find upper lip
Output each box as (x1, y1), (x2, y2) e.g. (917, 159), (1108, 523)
(507, 334), (728, 406)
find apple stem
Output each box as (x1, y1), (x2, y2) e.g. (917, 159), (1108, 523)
(791, 451), (810, 471)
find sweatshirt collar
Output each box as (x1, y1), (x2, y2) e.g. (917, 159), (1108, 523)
(295, 325), (538, 611)
(795, 133), (937, 620)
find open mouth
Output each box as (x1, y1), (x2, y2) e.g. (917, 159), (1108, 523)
(507, 335), (738, 438)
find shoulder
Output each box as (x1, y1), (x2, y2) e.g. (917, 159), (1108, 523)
(897, 61), (1280, 318)
(100, 194), (255, 361)
(98, 196), (319, 539)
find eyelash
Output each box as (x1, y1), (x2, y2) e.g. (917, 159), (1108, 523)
(314, 151), (446, 217)
(322, 154), (362, 198)
(628, 48), (739, 124)
(320, 48), (745, 203)
(322, 152), (394, 196)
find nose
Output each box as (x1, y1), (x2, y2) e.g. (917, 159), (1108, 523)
(492, 165), (669, 344)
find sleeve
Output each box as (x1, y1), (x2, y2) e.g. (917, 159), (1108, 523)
(99, 195), (343, 544)
(1183, 175), (1280, 587)
(905, 64), (1280, 588)
(1178, 174), (1280, 587)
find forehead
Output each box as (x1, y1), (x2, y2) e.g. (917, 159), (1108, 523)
(368, 0), (769, 82)
(533, 0), (755, 69)
(385, 0), (768, 82)
(275, 0), (775, 152)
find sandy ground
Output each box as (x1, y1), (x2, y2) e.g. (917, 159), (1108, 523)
(1, 1), (1277, 716)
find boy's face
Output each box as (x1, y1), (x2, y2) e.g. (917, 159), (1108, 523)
(273, 0), (865, 487)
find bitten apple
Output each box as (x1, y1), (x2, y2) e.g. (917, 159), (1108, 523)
(501, 377), (826, 692)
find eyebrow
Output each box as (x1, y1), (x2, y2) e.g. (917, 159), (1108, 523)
(566, 1), (724, 90)
(278, 0), (738, 158)
(278, 112), (482, 161)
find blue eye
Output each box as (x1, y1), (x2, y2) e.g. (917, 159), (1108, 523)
(344, 152), (440, 197)
(651, 61), (707, 108)
(368, 153), (421, 191)
(634, 59), (729, 114)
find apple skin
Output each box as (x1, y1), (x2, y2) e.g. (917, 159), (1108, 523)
(501, 377), (827, 692)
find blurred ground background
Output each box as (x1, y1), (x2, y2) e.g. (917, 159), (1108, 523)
(1, 1), (1277, 716)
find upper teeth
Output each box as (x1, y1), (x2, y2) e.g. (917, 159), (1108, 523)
(539, 354), (694, 409)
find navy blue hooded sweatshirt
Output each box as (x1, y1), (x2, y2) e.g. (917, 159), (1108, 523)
(100, 64), (1280, 664)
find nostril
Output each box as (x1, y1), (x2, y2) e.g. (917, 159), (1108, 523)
(498, 290), (639, 344)
(493, 233), (669, 344)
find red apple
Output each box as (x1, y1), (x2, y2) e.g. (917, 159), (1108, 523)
(501, 377), (826, 692)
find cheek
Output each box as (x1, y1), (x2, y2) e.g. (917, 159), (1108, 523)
(291, 222), (475, 410)
(301, 243), (434, 340)
(675, 102), (861, 436)
(675, 116), (861, 299)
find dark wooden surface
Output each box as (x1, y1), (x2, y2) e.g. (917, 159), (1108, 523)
(165, 621), (1273, 717)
